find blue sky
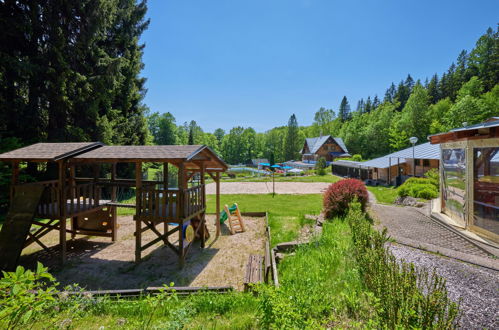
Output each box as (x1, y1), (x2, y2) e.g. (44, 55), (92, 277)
(140, 0), (498, 133)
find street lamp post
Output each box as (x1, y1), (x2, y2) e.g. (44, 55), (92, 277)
(409, 136), (418, 177)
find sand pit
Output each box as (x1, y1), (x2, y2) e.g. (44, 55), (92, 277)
(19, 214), (266, 291)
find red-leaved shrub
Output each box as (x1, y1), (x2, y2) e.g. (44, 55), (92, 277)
(323, 179), (368, 218)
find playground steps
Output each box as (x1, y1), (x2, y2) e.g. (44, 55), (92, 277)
(0, 185), (45, 272)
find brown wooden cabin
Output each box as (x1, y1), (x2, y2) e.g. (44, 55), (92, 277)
(301, 135), (350, 162)
(0, 143), (226, 269)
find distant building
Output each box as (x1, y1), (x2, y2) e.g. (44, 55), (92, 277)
(301, 135), (350, 162)
(331, 142), (440, 186)
(250, 158), (269, 167)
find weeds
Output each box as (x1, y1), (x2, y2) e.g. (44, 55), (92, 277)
(347, 202), (460, 329)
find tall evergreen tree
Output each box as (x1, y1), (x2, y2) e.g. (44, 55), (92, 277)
(427, 74), (440, 104)
(384, 82), (397, 103)
(338, 96), (351, 122)
(364, 96), (372, 113)
(284, 114), (300, 160)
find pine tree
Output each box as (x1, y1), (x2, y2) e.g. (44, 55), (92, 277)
(384, 83), (397, 103)
(372, 95), (380, 109)
(356, 98), (365, 113)
(284, 114), (300, 160)
(365, 96), (372, 113)
(338, 96), (351, 122)
(427, 74), (440, 104)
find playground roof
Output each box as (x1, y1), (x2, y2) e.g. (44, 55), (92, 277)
(73, 145), (228, 171)
(0, 142), (103, 162)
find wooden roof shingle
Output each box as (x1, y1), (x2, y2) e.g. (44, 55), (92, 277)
(0, 142), (103, 162)
(73, 145), (228, 170)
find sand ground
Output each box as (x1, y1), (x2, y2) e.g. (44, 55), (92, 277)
(206, 181), (330, 194)
(20, 214), (265, 291)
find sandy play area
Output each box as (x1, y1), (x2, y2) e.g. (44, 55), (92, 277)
(206, 181), (330, 194)
(19, 215), (266, 291)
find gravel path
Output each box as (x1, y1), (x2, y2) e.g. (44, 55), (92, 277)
(370, 203), (492, 259)
(205, 182), (330, 194)
(389, 244), (499, 329)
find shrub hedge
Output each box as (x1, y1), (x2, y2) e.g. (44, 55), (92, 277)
(323, 179), (368, 218)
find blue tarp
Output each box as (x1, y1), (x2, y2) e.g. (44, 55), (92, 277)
(271, 164), (281, 168)
(259, 162), (270, 166)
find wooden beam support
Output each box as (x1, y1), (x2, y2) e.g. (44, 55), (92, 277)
(200, 163), (206, 249)
(10, 161), (19, 203)
(135, 162), (142, 263)
(58, 160), (67, 264)
(178, 163), (186, 267)
(111, 163), (117, 241)
(216, 171), (221, 238)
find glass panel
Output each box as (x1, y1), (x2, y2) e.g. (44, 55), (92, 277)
(442, 148), (466, 226)
(473, 147), (499, 235)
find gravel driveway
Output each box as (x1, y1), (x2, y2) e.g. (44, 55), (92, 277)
(205, 182), (330, 194)
(389, 244), (498, 329)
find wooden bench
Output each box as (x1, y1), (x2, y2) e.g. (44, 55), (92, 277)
(244, 254), (264, 291)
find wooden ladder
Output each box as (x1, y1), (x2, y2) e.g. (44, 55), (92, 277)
(225, 203), (245, 235)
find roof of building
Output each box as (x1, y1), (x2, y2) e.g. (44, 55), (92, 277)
(429, 117), (499, 144)
(335, 142), (440, 169)
(303, 135), (349, 154)
(0, 142), (103, 162)
(331, 160), (364, 168)
(73, 145), (227, 171)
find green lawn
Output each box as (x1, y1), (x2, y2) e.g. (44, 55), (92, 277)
(366, 186), (398, 204)
(207, 193), (323, 246)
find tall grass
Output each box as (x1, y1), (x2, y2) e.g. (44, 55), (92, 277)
(347, 202), (460, 328)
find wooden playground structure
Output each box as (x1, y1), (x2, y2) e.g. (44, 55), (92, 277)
(0, 143), (227, 271)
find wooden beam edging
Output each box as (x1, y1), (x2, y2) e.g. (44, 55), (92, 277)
(55, 286), (234, 300)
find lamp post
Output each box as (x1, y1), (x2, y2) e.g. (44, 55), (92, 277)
(409, 136), (418, 177)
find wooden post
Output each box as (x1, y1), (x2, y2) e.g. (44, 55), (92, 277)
(388, 157), (391, 185)
(10, 161), (19, 203)
(135, 162), (142, 263)
(200, 163), (206, 248)
(163, 162), (168, 236)
(69, 164), (76, 240)
(216, 171), (221, 238)
(111, 163), (117, 242)
(58, 160), (67, 264)
(178, 163), (185, 267)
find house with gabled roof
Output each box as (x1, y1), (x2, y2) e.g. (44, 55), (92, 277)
(301, 135), (350, 162)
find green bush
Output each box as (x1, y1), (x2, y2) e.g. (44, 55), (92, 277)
(424, 168), (440, 188)
(0, 263), (59, 328)
(315, 157), (327, 176)
(397, 177), (439, 199)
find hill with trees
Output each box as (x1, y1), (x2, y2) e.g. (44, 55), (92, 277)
(147, 26), (498, 163)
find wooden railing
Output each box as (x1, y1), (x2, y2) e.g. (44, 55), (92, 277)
(137, 184), (205, 221)
(183, 185), (204, 219)
(13, 180), (103, 218)
(138, 186), (178, 220)
(64, 182), (101, 216)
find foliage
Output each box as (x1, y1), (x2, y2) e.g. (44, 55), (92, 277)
(351, 154), (363, 162)
(315, 156), (327, 175)
(398, 177), (439, 199)
(347, 203), (460, 328)
(323, 179), (368, 218)
(284, 114), (301, 161)
(258, 219), (373, 328)
(0, 263), (58, 328)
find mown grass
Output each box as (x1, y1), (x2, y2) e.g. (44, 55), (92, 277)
(206, 193), (322, 246)
(366, 185), (399, 204)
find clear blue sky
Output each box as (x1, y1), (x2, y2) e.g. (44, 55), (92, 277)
(140, 0), (498, 133)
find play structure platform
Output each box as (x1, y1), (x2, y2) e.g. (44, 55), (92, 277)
(0, 143), (227, 271)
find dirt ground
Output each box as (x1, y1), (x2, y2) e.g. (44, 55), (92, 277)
(19, 215), (266, 291)
(205, 181), (330, 194)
